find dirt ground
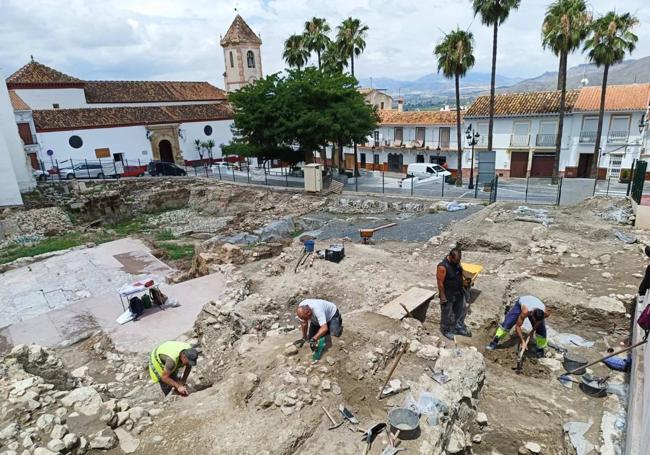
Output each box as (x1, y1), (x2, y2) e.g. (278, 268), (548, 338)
(1, 180), (645, 454)
(135, 195), (642, 454)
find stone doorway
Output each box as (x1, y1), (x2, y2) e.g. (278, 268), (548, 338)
(147, 124), (183, 164)
(159, 140), (174, 163)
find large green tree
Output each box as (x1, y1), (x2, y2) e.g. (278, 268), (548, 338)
(224, 69), (378, 169)
(435, 28), (475, 186)
(283, 34), (310, 70)
(472, 0), (521, 153)
(304, 17), (331, 69)
(584, 11), (638, 178)
(337, 17), (369, 176)
(542, 0), (591, 184)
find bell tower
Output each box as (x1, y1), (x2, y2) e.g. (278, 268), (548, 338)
(220, 15), (263, 92)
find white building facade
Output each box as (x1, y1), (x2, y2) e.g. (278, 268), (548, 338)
(343, 108), (462, 173)
(2, 15), (266, 183)
(0, 74), (34, 205)
(464, 84), (650, 179)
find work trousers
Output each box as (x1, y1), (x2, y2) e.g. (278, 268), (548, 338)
(440, 293), (466, 333)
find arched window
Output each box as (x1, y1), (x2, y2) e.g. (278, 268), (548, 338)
(229, 51), (234, 68)
(247, 50), (255, 68)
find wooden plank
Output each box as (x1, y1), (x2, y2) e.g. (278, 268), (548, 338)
(378, 287), (436, 320)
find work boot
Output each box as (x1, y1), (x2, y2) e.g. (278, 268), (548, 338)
(441, 329), (455, 341)
(455, 326), (472, 337)
(485, 339), (499, 351)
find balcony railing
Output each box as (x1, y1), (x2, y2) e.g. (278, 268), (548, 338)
(510, 134), (530, 147)
(607, 130), (629, 144)
(579, 131), (597, 143)
(535, 133), (556, 147)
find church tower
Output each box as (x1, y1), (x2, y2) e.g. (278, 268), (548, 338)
(220, 15), (263, 92)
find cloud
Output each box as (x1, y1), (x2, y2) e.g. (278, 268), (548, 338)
(0, 0), (648, 85)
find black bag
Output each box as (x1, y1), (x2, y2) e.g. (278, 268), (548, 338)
(129, 297), (145, 317)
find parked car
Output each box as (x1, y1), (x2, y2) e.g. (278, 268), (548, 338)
(148, 161), (187, 176)
(406, 163), (451, 180)
(59, 163), (112, 179)
(122, 165), (147, 177)
(210, 162), (233, 173)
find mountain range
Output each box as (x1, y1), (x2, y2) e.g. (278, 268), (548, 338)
(357, 72), (522, 96)
(360, 56), (650, 97)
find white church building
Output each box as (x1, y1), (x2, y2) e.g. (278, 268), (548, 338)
(2, 14), (262, 192)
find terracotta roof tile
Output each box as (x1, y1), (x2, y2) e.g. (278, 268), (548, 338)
(8, 90), (30, 110)
(32, 103), (233, 131)
(6, 60), (82, 87)
(574, 83), (650, 112)
(220, 15), (262, 46)
(379, 109), (460, 125)
(466, 89), (580, 117)
(84, 81), (227, 103)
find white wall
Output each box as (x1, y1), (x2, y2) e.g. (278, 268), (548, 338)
(36, 119), (234, 167)
(0, 134), (23, 206)
(566, 111), (644, 173)
(178, 120), (233, 160)
(37, 125), (152, 167)
(14, 88), (87, 109)
(0, 77), (34, 193)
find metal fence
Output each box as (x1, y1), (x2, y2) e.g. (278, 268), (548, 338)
(34, 158), (647, 206)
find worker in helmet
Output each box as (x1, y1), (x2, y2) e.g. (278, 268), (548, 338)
(148, 341), (199, 396)
(486, 295), (550, 357)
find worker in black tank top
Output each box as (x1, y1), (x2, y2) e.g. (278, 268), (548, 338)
(436, 247), (471, 340)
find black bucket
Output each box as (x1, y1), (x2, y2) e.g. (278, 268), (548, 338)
(563, 352), (588, 375)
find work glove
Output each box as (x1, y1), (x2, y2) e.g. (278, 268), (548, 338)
(309, 339), (318, 352)
(293, 338), (307, 348)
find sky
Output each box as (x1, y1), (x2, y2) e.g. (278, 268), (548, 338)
(0, 0), (648, 85)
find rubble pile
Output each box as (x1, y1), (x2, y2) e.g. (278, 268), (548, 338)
(0, 340), (169, 455)
(587, 197), (635, 225)
(331, 198), (426, 214)
(0, 207), (73, 248)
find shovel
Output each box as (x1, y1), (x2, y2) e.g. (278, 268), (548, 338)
(515, 334), (532, 374)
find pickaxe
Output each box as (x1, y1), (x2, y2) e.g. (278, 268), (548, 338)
(321, 406), (343, 430)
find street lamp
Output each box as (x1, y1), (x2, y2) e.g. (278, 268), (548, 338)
(465, 124), (480, 190)
(638, 113), (647, 134)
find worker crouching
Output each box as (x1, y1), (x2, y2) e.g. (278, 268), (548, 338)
(149, 341), (199, 396)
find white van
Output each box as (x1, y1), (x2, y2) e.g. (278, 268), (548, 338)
(406, 163), (451, 179)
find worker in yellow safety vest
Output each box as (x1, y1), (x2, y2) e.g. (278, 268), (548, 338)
(149, 341), (199, 396)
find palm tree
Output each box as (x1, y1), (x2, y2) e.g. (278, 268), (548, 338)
(322, 41), (348, 74)
(202, 139), (216, 164)
(194, 138), (204, 162)
(584, 11), (638, 178)
(336, 17), (369, 78)
(435, 29), (475, 187)
(337, 17), (369, 177)
(542, 0), (591, 184)
(472, 0), (521, 153)
(304, 17), (331, 69)
(283, 34), (310, 70)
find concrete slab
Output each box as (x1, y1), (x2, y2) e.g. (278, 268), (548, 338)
(0, 237), (225, 354)
(1, 274), (224, 354)
(0, 238), (173, 329)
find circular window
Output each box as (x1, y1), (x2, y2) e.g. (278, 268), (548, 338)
(204, 125), (213, 136)
(69, 135), (83, 149)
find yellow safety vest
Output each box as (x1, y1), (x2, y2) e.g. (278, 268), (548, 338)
(148, 341), (191, 383)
